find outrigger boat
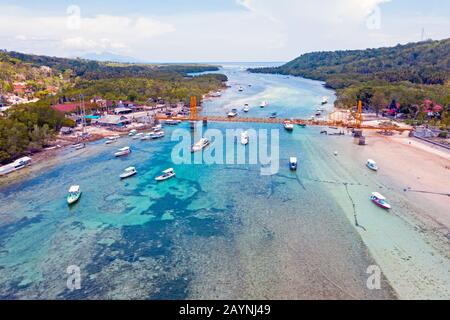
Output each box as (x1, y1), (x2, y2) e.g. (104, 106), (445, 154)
(120, 167), (137, 179)
(105, 136), (118, 144)
(67, 185), (82, 205)
(150, 130), (165, 139)
(165, 119), (181, 126)
(370, 192), (391, 210)
(73, 143), (85, 150)
(289, 157), (298, 171)
(227, 109), (238, 117)
(367, 159), (378, 171)
(191, 138), (210, 153)
(283, 121), (294, 131)
(155, 168), (176, 182)
(241, 131), (249, 145)
(115, 146), (131, 157)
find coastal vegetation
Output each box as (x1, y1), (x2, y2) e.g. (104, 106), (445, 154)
(249, 39), (450, 126)
(0, 51), (227, 164)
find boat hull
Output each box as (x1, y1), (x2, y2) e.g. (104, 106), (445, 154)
(155, 173), (176, 182)
(370, 196), (391, 210)
(67, 193), (81, 205)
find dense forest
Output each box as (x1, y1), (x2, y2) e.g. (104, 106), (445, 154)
(0, 51), (227, 164)
(249, 39), (450, 122)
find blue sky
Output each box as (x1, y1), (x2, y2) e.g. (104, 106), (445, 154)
(0, 0), (449, 62)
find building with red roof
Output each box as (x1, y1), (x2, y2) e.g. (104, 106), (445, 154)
(52, 103), (79, 113)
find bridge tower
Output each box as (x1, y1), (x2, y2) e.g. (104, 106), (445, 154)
(356, 100), (363, 128)
(190, 96), (197, 120)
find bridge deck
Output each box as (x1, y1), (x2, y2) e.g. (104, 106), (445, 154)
(155, 115), (411, 132)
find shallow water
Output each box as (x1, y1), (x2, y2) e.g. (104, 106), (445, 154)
(1, 63), (446, 299)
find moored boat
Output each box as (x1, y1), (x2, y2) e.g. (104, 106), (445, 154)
(240, 131), (249, 145)
(243, 105), (250, 112)
(370, 192), (391, 210)
(321, 96), (328, 105)
(269, 112), (277, 118)
(150, 130), (165, 139)
(114, 146), (131, 157)
(227, 109), (238, 117)
(260, 101), (268, 108)
(289, 157), (298, 170)
(105, 136), (118, 144)
(128, 129), (137, 136)
(67, 185), (82, 205)
(73, 143), (85, 150)
(133, 133), (144, 140)
(367, 159), (378, 171)
(191, 138), (210, 153)
(284, 121), (294, 131)
(165, 119), (181, 126)
(155, 168), (176, 181)
(120, 167), (137, 179)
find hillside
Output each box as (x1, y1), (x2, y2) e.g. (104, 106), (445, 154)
(248, 39), (450, 117)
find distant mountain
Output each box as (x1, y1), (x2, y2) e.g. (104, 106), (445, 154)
(249, 39), (450, 89)
(77, 52), (142, 63)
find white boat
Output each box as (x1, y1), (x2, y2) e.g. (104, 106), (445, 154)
(0, 157), (32, 176)
(150, 130), (165, 139)
(315, 110), (322, 116)
(289, 157), (298, 170)
(370, 192), (391, 210)
(152, 124), (163, 131)
(321, 96), (328, 105)
(283, 121), (294, 131)
(128, 129), (137, 136)
(191, 138), (210, 153)
(260, 101), (268, 108)
(105, 136), (118, 144)
(67, 185), (82, 205)
(120, 167), (137, 179)
(133, 133), (144, 140)
(238, 86), (244, 92)
(243, 105), (250, 113)
(115, 146), (131, 157)
(165, 119), (181, 126)
(155, 168), (176, 181)
(240, 131), (249, 145)
(73, 143), (85, 150)
(140, 133), (152, 141)
(367, 159), (378, 171)
(227, 109), (238, 117)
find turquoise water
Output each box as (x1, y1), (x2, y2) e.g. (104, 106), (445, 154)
(0, 64), (396, 299)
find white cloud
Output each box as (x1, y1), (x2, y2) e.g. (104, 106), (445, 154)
(0, 2), (448, 62)
(0, 6), (175, 57)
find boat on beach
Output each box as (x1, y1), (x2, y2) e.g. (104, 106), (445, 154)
(260, 101), (268, 108)
(240, 131), (249, 145)
(128, 129), (137, 136)
(321, 96), (328, 105)
(370, 192), (391, 210)
(67, 185), (82, 205)
(367, 159), (378, 171)
(120, 167), (137, 179)
(73, 143), (85, 150)
(115, 146), (131, 157)
(0, 157), (32, 176)
(191, 138), (210, 153)
(289, 157), (298, 170)
(243, 105), (250, 112)
(155, 168), (176, 182)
